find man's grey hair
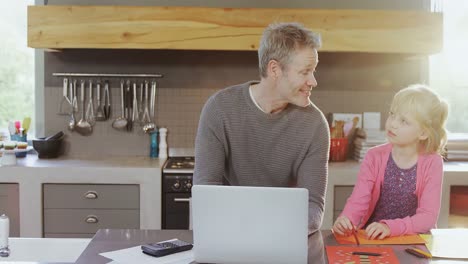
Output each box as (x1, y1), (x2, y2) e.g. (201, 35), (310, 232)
(258, 22), (321, 78)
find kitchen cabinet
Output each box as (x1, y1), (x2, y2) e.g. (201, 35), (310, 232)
(0, 184), (20, 237)
(333, 185), (354, 223)
(28, 6), (442, 54)
(450, 186), (468, 216)
(43, 184), (139, 238)
(0, 156), (164, 237)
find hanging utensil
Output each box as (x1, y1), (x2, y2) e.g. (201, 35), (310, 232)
(138, 82), (143, 121)
(85, 80), (96, 126)
(103, 80), (111, 120)
(126, 82), (133, 131)
(58, 78), (72, 115)
(72, 79), (78, 113)
(132, 82), (139, 124)
(95, 80), (106, 121)
(150, 81), (157, 121)
(75, 80), (93, 136)
(112, 80), (127, 130)
(142, 81), (155, 133)
(124, 80), (129, 123)
(68, 81), (76, 131)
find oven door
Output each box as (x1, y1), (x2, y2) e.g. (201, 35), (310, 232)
(163, 193), (191, 229)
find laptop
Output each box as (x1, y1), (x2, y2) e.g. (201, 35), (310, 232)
(191, 185), (309, 264)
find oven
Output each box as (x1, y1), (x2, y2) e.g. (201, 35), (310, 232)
(162, 157), (194, 229)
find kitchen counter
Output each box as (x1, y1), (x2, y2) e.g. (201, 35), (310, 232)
(0, 154), (165, 237)
(76, 229), (454, 264)
(1, 155), (467, 236)
(0, 237), (90, 263)
(14, 155), (165, 168)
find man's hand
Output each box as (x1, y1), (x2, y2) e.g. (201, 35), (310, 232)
(365, 222), (390, 240)
(332, 216), (354, 236)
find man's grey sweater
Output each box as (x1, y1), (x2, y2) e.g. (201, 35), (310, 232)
(194, 81), (330, 231)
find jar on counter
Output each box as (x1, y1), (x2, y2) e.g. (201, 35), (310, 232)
(0, 130), (8, 141)
(0, 129), (9, 158)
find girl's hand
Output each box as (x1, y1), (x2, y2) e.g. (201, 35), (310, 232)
(365, 222), (390, 240)
(332, 216), (354, 236)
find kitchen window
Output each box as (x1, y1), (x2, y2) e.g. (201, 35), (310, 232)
(430, 0), (468, 133)
(0, 0), (35, 136)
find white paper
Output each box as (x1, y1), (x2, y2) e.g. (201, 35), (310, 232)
(428, 229), (468, 259)
(100, 245), (194, 264)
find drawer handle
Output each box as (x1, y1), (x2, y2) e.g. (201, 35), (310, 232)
(174, 198), (191, 203)
(84, 191), (98, 199)
(85, 215), (99, 224)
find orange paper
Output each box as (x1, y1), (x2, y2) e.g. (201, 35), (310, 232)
(334, 230), (426, 245)
(326, 246), (400, 264)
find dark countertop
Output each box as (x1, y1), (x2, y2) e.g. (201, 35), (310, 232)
(75, 229), (440, 264)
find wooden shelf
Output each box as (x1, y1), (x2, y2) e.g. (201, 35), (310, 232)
(28, 5), (442, 54)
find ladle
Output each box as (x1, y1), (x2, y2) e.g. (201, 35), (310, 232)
(75, 80), (93, 136)
(95, 81), (106, 121)
(142, 81), (155, 133)
(85, 80), (96, 126)
(112, 80), (128, 130)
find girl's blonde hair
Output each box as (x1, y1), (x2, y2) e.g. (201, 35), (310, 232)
(390, 84), (449, 155)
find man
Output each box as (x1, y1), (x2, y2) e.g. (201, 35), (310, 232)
(193, 22), (330, 233)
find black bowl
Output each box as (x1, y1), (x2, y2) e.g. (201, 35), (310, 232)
(32, 137), (63, 159)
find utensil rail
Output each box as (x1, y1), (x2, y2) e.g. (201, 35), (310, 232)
(52, 73), (163, 78)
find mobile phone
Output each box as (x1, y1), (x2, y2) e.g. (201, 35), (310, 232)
(141, 239), (193, 257)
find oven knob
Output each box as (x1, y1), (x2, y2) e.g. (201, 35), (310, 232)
(185, 182), (192, 189)
(173, 182), (180, 189)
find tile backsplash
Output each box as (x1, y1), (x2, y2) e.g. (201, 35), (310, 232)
(45, 85), (218, 157)
(43, 50), (425, 157)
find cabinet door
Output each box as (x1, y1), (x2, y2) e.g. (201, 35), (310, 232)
(44, 209), (139, 234)
(0, 184), (19, 237)
(43, 184), (139, 209)
(43, 184), (140, 238)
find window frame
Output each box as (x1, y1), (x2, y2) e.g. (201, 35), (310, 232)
(34, 0), (45, 138)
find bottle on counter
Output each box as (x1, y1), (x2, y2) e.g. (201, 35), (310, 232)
(150, 130), (159, 158)
(159, 127), (168, 159)
(0, 214), (10, 257)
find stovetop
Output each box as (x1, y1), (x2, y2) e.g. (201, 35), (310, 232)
(163, 157), (195, 174)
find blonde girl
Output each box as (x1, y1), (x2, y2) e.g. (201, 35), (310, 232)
(333, 84), (449, 239)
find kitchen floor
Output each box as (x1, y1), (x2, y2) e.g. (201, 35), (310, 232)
(448, 214), (468, 228)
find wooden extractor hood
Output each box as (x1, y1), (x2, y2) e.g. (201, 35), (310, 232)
(27, 5), (442, 54)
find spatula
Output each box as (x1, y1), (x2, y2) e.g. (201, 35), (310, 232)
(22, 117), (31, 134)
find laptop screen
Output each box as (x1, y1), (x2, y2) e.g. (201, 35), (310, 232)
(192, 185), (309, 264)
